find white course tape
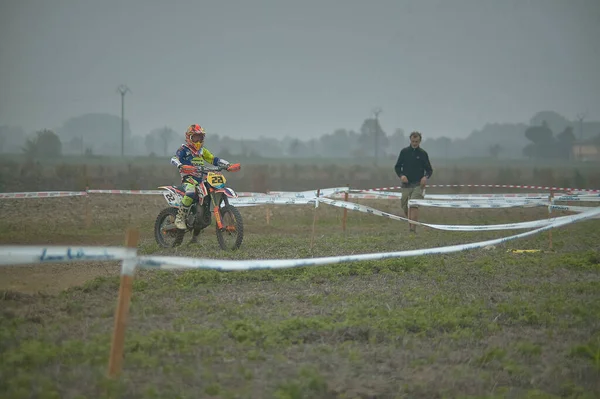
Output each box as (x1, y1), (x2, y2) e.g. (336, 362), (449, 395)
(364, 184), (600, 193)
(0, 246), (137, 266)
(87, 189), (165, 195)
(553, 195), (600, 202)
(336, 191), (551, 201)
(351, 190), (403, 198)
(331, 193), (392, 199)
(268, 187), (349, 199)
(550, 204), (600, 217)
(0, 191), (88, 199)
(236, 192), (268, 197)
(408, 200), (549, 209)
(319, 197), (574, 231)
(136, 207), (600, 271)
(427, 193), (547, 199)
(230, 197), (314, 206)
(423, 195), (550, 201)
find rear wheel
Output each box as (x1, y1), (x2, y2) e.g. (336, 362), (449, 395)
(154, 207), (185, 248)
(216, 205), (244, 250)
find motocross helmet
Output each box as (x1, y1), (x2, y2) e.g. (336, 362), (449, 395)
(185, 124), (205, 154)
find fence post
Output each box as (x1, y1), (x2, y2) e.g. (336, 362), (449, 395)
(107, 228), (139, 378)
(85, 186), (92, 229)
(310, 189), (321, 250)
(342, 187), (349, 232)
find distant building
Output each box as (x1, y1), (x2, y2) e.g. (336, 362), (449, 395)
(572, 136), (600, 161)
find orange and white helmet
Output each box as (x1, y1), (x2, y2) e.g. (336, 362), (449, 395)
(185, 124), (205, 154)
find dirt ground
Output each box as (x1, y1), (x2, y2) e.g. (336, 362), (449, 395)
(0, 195), (167, 294)
(0, 193), (576, 295)
(0, 261), (122, 294)
(2, 193), (600, 398)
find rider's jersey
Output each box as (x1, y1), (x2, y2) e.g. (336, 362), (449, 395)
(170, 144), (222, 168)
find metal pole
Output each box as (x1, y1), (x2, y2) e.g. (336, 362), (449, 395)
(117, 85), (131, 157)
(372, 107), (382, 166)
(575, 112), (587, 161)
(121, 94), (124, 156)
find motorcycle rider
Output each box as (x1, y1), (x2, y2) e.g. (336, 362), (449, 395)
(170, 124), (232, 230)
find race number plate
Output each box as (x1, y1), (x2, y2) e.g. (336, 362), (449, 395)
(163, 190), (182, 207)
(207, 172), (226, 188)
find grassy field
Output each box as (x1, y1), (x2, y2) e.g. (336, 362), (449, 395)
(0, 195), (599, 398)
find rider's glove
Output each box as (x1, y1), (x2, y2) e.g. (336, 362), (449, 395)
(217, 158), (230, 168)
(180, 165), (196, 175)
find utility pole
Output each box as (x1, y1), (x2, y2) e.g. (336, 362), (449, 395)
(372, 107), (382, 166)
(117, 85), (131, 157)
(575, 112), (587, 161)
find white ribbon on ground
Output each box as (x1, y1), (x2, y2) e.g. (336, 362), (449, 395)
(135, 207), (600, 271)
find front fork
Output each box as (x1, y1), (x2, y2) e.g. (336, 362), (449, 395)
(210, 192), (229, 230)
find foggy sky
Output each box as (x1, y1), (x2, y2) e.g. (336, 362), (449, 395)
(1, 0), (599, 141)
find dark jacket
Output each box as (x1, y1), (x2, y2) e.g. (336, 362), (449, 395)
(394, 146), (433, 186)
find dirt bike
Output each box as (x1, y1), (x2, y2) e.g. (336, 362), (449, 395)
(154, 163), (244, 250)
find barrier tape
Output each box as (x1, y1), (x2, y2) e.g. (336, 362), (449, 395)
(134, 207), (600, 271)
(364, 184), (600, 193)
(553, 194), (600, 202)
(0, 191), (88, 199)
(230, 197), (315, 206)
(423, 195), (551, 201)
(1, 187), (594, 202)
(549, 204), (600, 217)
(237, 192), (268, 197)
(87, 189), (165, 195)
(354, 190), (549, 199)
(330, 193), (393, 199)
(335, 191), (552, 201)
(408, 200), (549, 209)
(1, 207), (598, 271)
(267, 187), (349, 199)
(318, 197), (578, 231)
(0, 246), (137, 266)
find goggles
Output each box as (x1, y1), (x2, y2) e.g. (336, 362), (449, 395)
(190, 132), (205, 142)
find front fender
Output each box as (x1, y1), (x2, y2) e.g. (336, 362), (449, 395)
(214, 187), (238, 198)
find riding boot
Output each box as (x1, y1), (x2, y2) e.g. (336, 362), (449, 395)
(175, 205), (190, 230)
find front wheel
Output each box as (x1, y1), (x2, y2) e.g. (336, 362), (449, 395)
(216, 205), (244, 250)
(154, 207), (186, 248)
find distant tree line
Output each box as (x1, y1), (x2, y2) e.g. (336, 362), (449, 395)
(1, 110), (599, 160)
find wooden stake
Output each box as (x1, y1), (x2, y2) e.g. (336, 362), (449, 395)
(85, 186), (92, 229)
(266, 206), (271, 225)
(107, 228), (139, 378)
(310, 189), (321, 250)
(342, 190), (349, 232)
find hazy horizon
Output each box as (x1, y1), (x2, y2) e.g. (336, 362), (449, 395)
(1, 0), (599, 140)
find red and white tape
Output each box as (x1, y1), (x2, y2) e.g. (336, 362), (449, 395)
(364, 184), (599, 194)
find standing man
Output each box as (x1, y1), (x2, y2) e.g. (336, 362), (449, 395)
(394, 131), (433, 233)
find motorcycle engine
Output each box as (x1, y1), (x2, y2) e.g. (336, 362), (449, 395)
(193, 203), (212, 229)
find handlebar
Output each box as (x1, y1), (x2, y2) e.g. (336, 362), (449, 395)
(180, 163), (241, 175)
(195, 165), (224, 173)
